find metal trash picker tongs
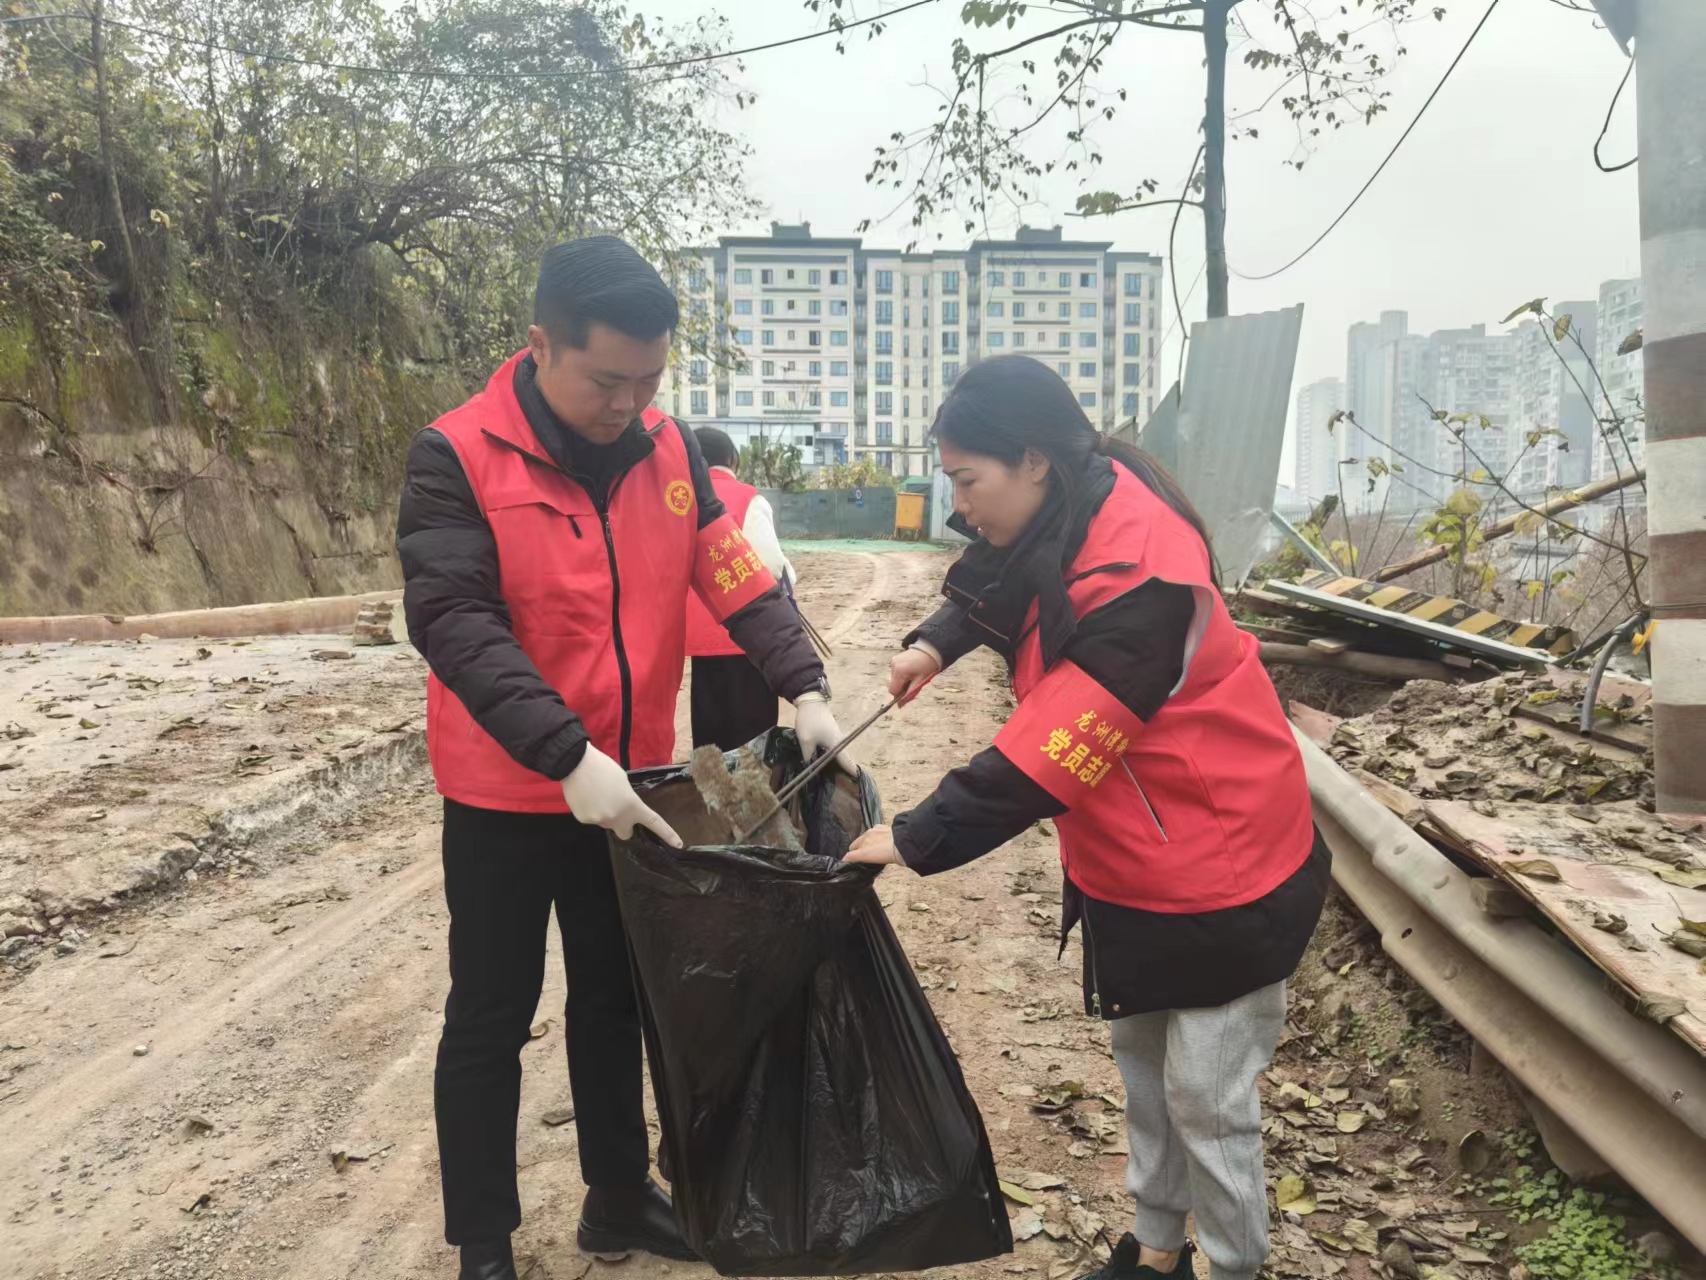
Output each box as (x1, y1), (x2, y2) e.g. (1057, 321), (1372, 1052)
(735, 698), (899, 844)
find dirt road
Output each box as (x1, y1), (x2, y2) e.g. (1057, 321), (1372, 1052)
(0, 550), (1660, 1280)
(1, 549), (1100, 1280)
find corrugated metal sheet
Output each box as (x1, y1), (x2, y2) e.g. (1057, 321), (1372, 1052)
(1113, 382), (1179, 451)
(1137, 306), (1303, 587)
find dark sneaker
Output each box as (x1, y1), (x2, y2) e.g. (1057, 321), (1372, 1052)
(1083, 1233), (1197, 1280)
(458, 1236), (518, 1280)
(577, 1181), (699, 1262)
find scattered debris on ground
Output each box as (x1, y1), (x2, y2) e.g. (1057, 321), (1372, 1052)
(0, 634), (425, 968)
(0, 551), (1699, 1280)
(1292, 665), (1706, 1057)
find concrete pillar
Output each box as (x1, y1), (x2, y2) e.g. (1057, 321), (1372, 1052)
(1636, 0), (1706, 815)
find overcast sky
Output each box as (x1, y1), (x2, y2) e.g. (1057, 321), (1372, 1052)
(644, 0), (1639, 468)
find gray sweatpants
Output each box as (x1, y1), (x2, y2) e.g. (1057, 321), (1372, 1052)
(1108, 981), (1287, 1280)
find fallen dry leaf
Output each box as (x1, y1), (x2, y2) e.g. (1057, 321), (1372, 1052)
(1005, 1170), (1067, 1192)
(1663, 931), (1706, 959)
(1012, 1210), (1045, 1242)
(1342, 1219), (1378, 1255)
(1276, 1081), (1325, 1110)
(1275, 1174), (1317, 1215)
(1335, 1111), (1367, 1134)
(1507, 859), (1563, 883)
(1034, 1080), (1085, 1111)
(1066, 1205), (1106, 1244)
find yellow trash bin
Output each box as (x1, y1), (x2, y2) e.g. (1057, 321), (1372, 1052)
(894, 491), (926, 541)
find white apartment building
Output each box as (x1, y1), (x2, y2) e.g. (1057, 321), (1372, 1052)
(1293, 376), (1345, 504)
(1509, 301), (1596, 496)
(666, 224), (1164, 478)
(1424, 325), (1519, 493)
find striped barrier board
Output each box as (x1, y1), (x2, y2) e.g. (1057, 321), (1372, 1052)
(1272, 571), (1576, 661)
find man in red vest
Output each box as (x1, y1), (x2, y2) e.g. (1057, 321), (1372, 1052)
(683, 427), (798, 750)
(396, 236), (845, 1280)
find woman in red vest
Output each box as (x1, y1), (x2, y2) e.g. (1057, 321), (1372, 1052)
(846, 355), (1329, 1280)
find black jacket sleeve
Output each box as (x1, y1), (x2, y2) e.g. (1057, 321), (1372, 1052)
(396, 428), (591, 781)
(893, 579), (1197, 875)
(904, 601), (990, 669)
(675, 417), (827, 701)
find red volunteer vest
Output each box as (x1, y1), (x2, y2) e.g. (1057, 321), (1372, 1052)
(993, 464), (1313, 913)
(684, 469), (760, 658)
(425, 353), (775, 814)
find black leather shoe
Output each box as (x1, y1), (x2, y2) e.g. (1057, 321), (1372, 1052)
(577, 1181), (697, 1261)
(458, 1236), (518, 1280)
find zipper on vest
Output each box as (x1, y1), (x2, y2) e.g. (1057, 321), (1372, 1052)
(597, 507), (634, 768)
(568, 515), (583, 538)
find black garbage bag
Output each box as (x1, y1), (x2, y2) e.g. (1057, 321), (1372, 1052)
(611, 729), (1013, 1276)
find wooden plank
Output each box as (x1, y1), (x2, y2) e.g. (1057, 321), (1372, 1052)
(1238, 621), (1326, 647)
(0, 592), (400, 644)
(1512, 701), (1653, 754)
(1472, 878), (1533, 918)
(1424, 798), (1706, 1059)
(1369, 466), (1646, 584)
(1351, 767), (1427, 829)
(1287, 701), (1341, 748)
(1260, 642), (1462, 683)
(1271, 577), (1570, 663)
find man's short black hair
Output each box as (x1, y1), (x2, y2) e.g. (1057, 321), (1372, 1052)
(534, 236), (680, 349)
(695, 426), (739, 470)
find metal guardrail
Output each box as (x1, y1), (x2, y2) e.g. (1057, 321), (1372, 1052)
(1297, 729), (1706, 1252)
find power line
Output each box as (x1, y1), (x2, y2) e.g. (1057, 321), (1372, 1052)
(1232, 0), (1502, 283)
(0, 0), (940, 81)
(1593, 57), (1636, 173)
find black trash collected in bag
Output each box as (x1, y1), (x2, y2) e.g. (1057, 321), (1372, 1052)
(611, 729), (1013, 1276)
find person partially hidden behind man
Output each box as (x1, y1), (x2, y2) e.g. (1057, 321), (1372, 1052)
(397, 236), (849, 1280)
(683, 426), (799, 750)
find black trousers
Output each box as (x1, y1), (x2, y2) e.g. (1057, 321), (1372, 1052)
(435, 798), (650, 1246)
(690, 654), (780, 751)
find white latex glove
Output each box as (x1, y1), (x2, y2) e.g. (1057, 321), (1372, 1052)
(888, 643), (942, 706)
(561, 746), (683, 847)
(795, 695), (856, 775)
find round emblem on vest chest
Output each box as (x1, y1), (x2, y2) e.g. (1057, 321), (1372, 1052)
(665, 480), (693, 516)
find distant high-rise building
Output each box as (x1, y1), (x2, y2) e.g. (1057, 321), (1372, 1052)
(1293, 377), (1345, 503)
(668, 224), (1163, 479)
(1332, 281), (1640, 524)
(1420, 324), (1519, 495)
(1593, 276), (1644, 482)
(1342, 312), (1428, 510)
(1510, 301), (1597, 496)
